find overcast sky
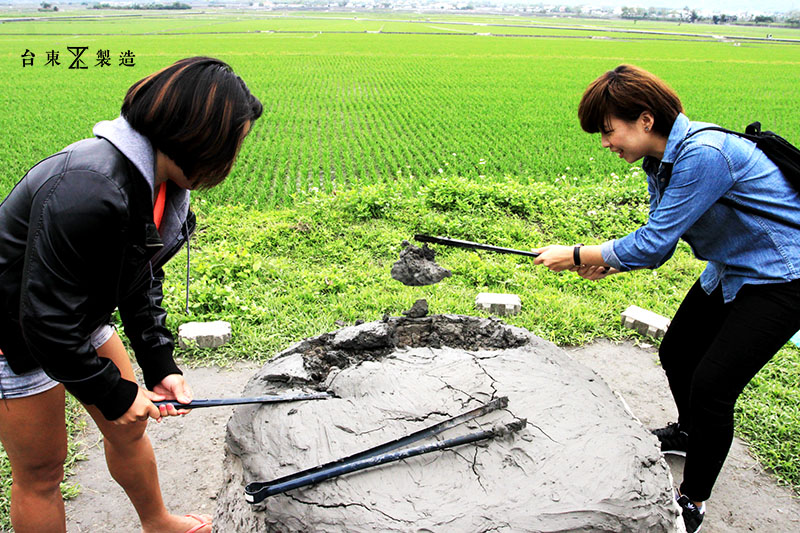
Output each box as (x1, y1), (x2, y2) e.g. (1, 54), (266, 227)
(550, 0), (799, 13)
(4, 0), (798, 13)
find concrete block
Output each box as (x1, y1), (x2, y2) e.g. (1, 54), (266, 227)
(475, 292), (522, 316)
(178, 320), (232, 349)
(620, 305), (670, 339)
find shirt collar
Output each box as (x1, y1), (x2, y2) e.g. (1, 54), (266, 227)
(660, 112), (691, 165)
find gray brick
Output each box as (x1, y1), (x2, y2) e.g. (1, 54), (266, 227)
(178, 320), (232, 349)
(620, 305), (670, 339)
(475, 292), (522, 316)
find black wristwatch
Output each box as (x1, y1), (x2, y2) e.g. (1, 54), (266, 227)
(573, 244), (584, 266)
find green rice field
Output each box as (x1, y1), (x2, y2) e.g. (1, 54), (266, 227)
(2, 10), (800, 206)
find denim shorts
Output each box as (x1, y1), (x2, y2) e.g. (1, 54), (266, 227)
(0, 324), (115, 400)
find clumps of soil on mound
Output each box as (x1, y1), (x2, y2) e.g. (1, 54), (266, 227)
(261, 314), (531, 383)
(391, 240), (452, 286)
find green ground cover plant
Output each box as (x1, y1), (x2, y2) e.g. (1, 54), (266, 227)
(1, 10), (799, 529)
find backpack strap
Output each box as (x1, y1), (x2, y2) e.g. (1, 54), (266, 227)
(684, 123), (762, 144)
(682, 123), (800, 231)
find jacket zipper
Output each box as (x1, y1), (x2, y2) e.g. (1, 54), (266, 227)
(124, 213), (196, 299)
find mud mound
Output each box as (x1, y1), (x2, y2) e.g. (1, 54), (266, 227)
(214, 315), (681, 532)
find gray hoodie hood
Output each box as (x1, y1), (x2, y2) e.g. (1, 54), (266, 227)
(92, 116), (156, 190)
(91, 116), (195, 313)
(92, 116), (190, 243)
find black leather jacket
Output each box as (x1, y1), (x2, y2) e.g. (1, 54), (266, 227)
(0, 138), (195, 420)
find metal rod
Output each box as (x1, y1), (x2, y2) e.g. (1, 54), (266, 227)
(414, 234), (540, 258)
(246, 419), (525, 503)
(247, 397), (507, 495)
(245, 397), (511, 504)
(153, 392), (331, 410)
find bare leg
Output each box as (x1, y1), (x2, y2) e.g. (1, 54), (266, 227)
(0, 384), (68, 533)
(84, 332), (210, 533)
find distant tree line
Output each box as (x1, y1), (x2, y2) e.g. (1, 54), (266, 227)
(711, 14), (737, 24)
(92, 2), (191, 9)
(619, 5), (800, 27)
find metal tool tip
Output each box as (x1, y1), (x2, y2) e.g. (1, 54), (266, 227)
(493, 418), (526, 437)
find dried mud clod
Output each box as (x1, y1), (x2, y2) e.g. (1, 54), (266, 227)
(402, 299), (429, 318)
(391, 240), (452, 286)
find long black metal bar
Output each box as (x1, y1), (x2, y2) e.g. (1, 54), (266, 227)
(246, 419), (525, 503)
(244, 396), (510, 504)
(414, 234), (540, 258)
(153, 392), (331, 410)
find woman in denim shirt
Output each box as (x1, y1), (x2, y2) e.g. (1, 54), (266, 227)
(534, 64), (800, 533)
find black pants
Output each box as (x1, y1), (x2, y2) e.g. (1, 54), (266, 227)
(659, 278), (800, 502)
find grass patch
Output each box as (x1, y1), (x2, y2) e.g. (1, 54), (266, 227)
(736, 345), (800, 492)
(165, 172), (690, 354)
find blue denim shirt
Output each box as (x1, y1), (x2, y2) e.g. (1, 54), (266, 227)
(601, 113), (800, 302)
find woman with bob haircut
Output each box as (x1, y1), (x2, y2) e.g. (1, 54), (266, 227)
(0, 56), (262, 532)
(534, 64), (800, 533)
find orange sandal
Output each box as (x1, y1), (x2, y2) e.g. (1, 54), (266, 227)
(184, 514), (212, 533)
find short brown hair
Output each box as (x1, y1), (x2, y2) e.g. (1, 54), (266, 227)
(578, 64), (683, 138)
(122, 56), (262, 189)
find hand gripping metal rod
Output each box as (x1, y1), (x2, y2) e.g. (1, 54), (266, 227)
(245, 396), (516, 504)
(414, 234), (540, 258)
(153, 392), (331, 410)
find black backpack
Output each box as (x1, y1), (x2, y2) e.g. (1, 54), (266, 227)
(685, 122), (800, 230)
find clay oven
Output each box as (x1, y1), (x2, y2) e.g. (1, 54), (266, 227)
(214, 315), (680, 532)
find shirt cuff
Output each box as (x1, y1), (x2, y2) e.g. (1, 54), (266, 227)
(89, 378), (139, 421)
(140, 343), (182, 391)
(601, 240), (626, 271)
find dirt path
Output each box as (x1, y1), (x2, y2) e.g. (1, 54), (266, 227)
(62, 341), (800, 532)
(64, 362), (260, 532)
(567, 340), (800, 533)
